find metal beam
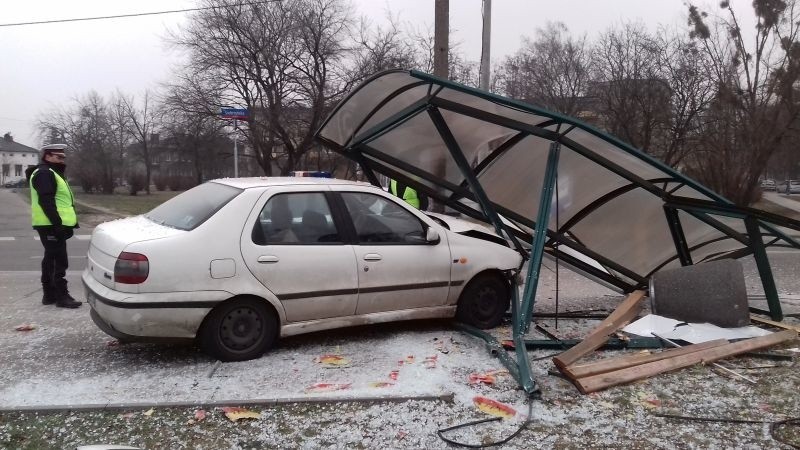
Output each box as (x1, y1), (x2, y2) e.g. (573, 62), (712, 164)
(663, 206), (693, 266)
(520, 142), (560, 331)
(745, 216), (783, 321)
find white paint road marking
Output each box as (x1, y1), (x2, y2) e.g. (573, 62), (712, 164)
(2, 235), (91, 241)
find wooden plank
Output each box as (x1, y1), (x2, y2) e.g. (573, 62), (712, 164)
(750, 315), (800, 333)
(564, 339), (729, 379)
(552, 290), (646, 370)
(574, 330), (797, 394)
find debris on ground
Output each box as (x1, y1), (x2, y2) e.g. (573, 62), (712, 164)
(13, 323), (36, 332)
(304, 382), (352, 393)
(547, 290), (798, 394)
(314, 354), (350, 368)
(473, 396), (516, 418)
(221, 407), (261, 422)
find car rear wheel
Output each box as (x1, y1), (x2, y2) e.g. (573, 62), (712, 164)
(200, 298), (278, 361)
(455, 273), (510, 329)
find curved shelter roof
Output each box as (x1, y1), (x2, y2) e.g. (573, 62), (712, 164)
(316, 69), (800, 297)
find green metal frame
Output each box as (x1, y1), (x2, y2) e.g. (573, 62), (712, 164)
(314, 69), (800, 392)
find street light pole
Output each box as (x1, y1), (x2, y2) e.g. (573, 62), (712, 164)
(479, 0), (492, 91)
(233, 119), (238, 178)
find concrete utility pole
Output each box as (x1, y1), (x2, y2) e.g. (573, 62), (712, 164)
(434, 0), (449, 79)
(479, 0), (492, 91)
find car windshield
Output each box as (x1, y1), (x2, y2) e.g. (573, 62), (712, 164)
(145, 182), (242, 231)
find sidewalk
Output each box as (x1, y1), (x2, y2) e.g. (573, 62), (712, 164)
(763, 191), (800, 213)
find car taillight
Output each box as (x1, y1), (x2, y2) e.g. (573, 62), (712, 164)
(114, 252), (149, 284)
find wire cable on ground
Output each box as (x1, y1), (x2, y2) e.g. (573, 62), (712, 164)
(653, 412), (800, 449)
(438, 397), (536, 448)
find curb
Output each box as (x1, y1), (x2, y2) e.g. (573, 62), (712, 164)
(73, 199), (126, 218)
(0, 393), (455, 414)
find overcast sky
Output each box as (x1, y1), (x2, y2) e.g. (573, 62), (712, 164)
(1, 0), (750, 147)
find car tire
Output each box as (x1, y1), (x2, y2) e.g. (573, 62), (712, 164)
(200, 297), (278, 362)
(456, 273), (510, 329)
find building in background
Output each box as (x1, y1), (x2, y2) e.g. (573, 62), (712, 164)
(0, 133), (38, 187)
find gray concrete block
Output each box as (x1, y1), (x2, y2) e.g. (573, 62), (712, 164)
(651, 259), (749, 327)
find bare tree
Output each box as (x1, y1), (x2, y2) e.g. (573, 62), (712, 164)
(653, 29), (715, 166)
(495, 22), (592, 116)
(686, 0), (800, 204)
(119, 90), (160, 194)
(172, 0), (355, 176)
(591, 22), (670, 155)
(37, 91), (118, 193)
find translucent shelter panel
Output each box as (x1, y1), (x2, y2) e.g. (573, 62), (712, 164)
(478, 135), (632, 230)
(436, 87), (555, 131)
(320, 71), (421, 145)
(368, 113), (462, 185)
(361, 153), (459, 201)
(351, 83), (431, 144)
(439, 108), (520, 175)
(671, 184), (718, 201)
(569, 188), (676, 276)
(691, 238), (748, 263)
(563, 128), (672, 183)
(760, 223), (800, 246)
(677, 210), (731, 254)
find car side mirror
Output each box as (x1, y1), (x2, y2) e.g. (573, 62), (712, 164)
(426, 227), (440, 244)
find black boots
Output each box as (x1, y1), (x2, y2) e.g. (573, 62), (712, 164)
(42, 286), (57, 305)
(42, 286), (81, 308)
(56, 292), (82, 309)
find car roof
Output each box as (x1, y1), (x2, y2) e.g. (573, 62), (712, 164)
(209, 176), (376, 190)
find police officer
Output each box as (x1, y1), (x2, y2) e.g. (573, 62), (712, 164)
(389, 179), (429, 210)
(26, 144), (81, 308)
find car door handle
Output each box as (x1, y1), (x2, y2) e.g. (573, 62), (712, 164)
(257, 255), (279, 264)
(363, 253), (382, 261)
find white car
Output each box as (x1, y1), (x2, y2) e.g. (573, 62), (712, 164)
(83, 178), (522, 361)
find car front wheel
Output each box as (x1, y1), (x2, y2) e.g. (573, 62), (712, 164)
(200, 297), (278, 361)
(455, 273), (510, 329)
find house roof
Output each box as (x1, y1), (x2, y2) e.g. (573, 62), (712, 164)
(0, 138), (37, 154)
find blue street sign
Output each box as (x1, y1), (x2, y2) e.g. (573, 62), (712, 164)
(220, 107), (249, 119)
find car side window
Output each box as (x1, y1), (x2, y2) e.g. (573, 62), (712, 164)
(252, 192), (340, 245)
(341, 192), (426, 244)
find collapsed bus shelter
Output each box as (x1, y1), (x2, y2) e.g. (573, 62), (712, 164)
(315, 69), (800, 395)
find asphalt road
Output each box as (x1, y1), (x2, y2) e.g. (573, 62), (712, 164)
(0, 188), (91, 272)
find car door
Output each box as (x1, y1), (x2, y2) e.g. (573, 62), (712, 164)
(240, 188), (359, 322)
(337, 190), (452, 315)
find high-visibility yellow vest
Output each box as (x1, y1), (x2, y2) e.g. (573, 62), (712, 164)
(389, 179), (421, 209)
(30, 168), (77, 227)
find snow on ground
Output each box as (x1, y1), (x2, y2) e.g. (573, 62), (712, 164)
(1, 257), (799, 448)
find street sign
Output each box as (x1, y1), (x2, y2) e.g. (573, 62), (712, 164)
(220, 107), (249, 120)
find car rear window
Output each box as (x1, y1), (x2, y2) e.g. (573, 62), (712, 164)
(145, 182), (242, 230)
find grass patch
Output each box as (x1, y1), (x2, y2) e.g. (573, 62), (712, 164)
(73, 190), (182, 216)
(14, 187), (181, 216)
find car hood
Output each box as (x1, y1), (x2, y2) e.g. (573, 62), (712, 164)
(425, 212), (499, 235)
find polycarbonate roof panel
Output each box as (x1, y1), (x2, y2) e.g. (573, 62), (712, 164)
(316, 69), (800, 291)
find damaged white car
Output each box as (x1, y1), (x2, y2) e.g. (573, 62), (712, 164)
(83, 178), (521, 361)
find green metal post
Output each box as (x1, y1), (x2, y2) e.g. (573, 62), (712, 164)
(663, 206), (693, 266)
(426, 106), (523, 252)
(519, 142), (561, 332)
(427, 105), (537, 395)
(744, 216), (783, 321)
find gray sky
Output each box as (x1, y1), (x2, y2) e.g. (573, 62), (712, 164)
(0, 0), (745, 148)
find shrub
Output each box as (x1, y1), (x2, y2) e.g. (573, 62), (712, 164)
(126, 172), (147, 196)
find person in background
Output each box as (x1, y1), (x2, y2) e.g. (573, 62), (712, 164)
(25, 144), (81, 308)
(389, 178), (429, 210)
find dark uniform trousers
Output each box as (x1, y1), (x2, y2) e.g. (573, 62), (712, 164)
(37, 227), (73, 296)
